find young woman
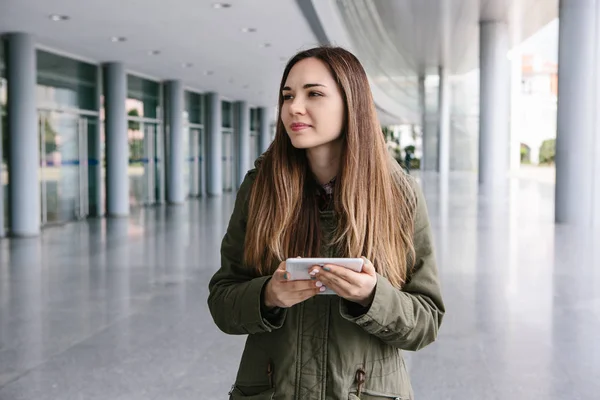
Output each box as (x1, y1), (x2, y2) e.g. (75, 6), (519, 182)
(208, 46), (445, 400)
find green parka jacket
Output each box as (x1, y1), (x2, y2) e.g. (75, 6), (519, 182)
(208, 162), (445, 400)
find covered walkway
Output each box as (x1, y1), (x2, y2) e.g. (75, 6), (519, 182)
(0, 174), (598, 399)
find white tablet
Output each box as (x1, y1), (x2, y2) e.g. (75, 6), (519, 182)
(285, 258), (364, 295)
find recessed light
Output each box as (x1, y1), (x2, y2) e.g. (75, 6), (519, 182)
(182, 62), (194, 68)
(212, 2), (232, 8)
(148, 50), (161, 56)
(110, 36), (127, 43)
(49, 14), (70, 22)
(241, 28), (257, 33)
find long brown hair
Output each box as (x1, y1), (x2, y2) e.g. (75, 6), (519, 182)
(244, 46), (417, 287)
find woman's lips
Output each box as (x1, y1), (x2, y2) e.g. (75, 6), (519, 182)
(290, 123), (311, 132)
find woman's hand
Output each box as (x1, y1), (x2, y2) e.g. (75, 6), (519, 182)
(312, 257), (377, 307)
(263, 260), (323, 309)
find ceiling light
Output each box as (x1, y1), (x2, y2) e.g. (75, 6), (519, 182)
(212, 3), (232, 8)
(182, 62), (194, 68)
(241, 28), (257, 33)
(148, 50), (161, 56)
(110, 36), (127, 43)
(49, 14), (70, 22)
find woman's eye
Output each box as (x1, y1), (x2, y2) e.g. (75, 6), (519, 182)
(309, 91), (323, 97)
(282, 94), (293, 101)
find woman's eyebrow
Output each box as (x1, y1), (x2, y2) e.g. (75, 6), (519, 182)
(282, 83), (327, 91)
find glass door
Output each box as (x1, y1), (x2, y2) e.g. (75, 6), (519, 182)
(143, 123), (156, 204)
(129, 121), (163, 206)
(222, 131), (233, 192)
(39, 111), (89, 225)
(149, 123), (164, 204)
(186, 127), (203, 198)
(128, 121), (145, 206)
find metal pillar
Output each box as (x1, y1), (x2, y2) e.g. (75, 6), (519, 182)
(103, 62), (129, 216)
(234, 101), (250, 189)
(418, 75), (428, 171)
(479, 21), (510, 195)
(205, 92), (222, 196)
(7, 33), (39, 236)
(166, 80), (185, 204)
(258, 107), (271, 154)
(89, 65), (103, 217)
(438, 67), (450, 177)
(555, 0), (596, 225)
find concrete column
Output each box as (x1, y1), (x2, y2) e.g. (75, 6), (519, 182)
(199, 127), (207, 198)
(509, 13), (523, 172)
(258, 107), (271, 154)
(421, 78), (440, 172)
(234, 101), (250, 189)
(103, 63), (129, 216)
(418, 75), (427, 171)
(166, 80), (184, 204)
(595, 0), (600, 229)
(437, 67), (450, 177)
(89, 65), (103, 217)
(555, 0), (596, 225)
(7, 33), (39, 236)
(205, 92), (222, 196)
(479, 21), (510, 195)
(0, 79), (5, 237)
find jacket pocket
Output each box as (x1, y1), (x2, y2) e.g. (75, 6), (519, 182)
(229, 386), (275, 400)
(348, 389), (408, 400)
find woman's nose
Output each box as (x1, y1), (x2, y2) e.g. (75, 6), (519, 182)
(289, 98), (306, 115)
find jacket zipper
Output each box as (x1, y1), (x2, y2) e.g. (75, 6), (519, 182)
(355, 368), (366, 396)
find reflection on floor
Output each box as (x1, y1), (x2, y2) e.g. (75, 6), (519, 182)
(0, 172), (598, 399)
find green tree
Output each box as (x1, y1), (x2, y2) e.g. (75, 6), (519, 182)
(381, 125), (394, 141)
(128, 109), (140, 131)
(539, 139), (556, 165)
(520, 143), (530, 164)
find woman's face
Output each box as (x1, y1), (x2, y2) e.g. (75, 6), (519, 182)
(281, 57), (345, 150)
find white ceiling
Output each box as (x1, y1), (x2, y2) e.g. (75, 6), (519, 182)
(311, 0), (559, 124)
(0, 0), (560, 124)
(0, 0), (320, 107)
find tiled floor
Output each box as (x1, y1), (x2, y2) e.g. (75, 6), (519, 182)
(0, 172), (598, 399)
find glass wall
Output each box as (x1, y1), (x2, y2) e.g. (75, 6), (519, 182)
(1, 41), (7, 236)
(37, 50), (99, 225)
(184, 91), (204, 197)
(127, 75), (163, 206)
(221, 101), (234, 192)
(37, 51), (97, 111)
